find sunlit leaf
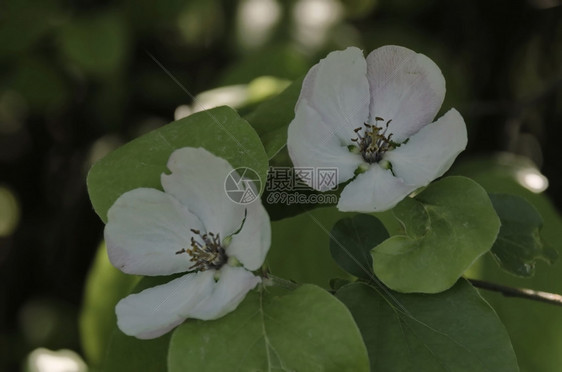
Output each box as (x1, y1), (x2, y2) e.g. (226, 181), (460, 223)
(336, 280), (519, 371)
(168, 285), (369, 372)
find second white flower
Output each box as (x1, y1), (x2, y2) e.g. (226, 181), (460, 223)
(287, 45), (468, 212)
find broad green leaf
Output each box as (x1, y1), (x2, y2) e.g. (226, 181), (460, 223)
(372, 176), (500, 293)
(336, 280), (519, 372)
(168, 285), (369, 372)
(244, 76), (303, 159)
(102, 276), (177, 372)
(87, 106), (268, 223)
(489, 193), (557, 277)
(329, 214), (389, 279)
(79, 242), (139, 367)
(268, 206), (353, 287)
(453, 154), (562, 372)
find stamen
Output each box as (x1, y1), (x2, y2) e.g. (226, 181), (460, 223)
(177, 228), (228, 272)
(350, 117), (396, 164)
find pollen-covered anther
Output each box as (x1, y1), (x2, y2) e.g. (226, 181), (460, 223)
(351, 117), (395, 164)
(179, 228), (228, 272)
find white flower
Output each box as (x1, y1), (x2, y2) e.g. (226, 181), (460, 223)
(287, 45), (468, 212)
(104, 147), (270, 339)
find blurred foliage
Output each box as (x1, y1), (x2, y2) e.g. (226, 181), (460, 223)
(1, 0), (562, 370)
(79, 242), (139, 367)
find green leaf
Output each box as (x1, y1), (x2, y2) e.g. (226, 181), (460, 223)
(372, 176), (500, 293)
(244, 76), (303, 159)
(267, 206), (353, 287)
(329, 214), (389, 279)
(103, 329), (171, 372)
(489, 193), (557, 277)
(168, 285), (369, 372)
(79, 242), (140, 367)
(452, 155), (562, 372)
(87, 106), (268, 223)
(102, 276), (177, 372)
(336, 280), (519, 372)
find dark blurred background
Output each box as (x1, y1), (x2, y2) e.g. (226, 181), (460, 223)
(1, 0), (561, 370)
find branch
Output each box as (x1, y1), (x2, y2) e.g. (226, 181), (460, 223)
(468, 278), (562, 307)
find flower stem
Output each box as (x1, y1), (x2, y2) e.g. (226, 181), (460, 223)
(467, 278), (562, 307)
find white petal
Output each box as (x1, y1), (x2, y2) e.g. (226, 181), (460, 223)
(288, 99), (363, 188)
(366, 45), (445, 142)
(226, 200), (271, 271)
(135, 318), (185, 340)
(297, 47), (370, 143)
(115, 271), (215, 339)
(188, 265), (260, 320)
(337, 164), (417, 212)
(161, 147), (246, 237)
(105, 188), (203, 276)
(384, 108), (467, 186)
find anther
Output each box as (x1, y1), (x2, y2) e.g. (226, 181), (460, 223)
(350, 116), (395, 164)
(178, 229), (228, 272)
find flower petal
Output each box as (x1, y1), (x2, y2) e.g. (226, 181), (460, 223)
(288, 99), (363, 188)
(297, 46), (370, 144)
(337, 164), (417, 212)
(188, 265), (260, 320)
(366, 45), (445, 142)
(384, 108), (467, 186)
(161, 147), (246, 237)
(105, 188), (203, 276)
(226, 200), (271, 271)
(115, 271), (215, 339)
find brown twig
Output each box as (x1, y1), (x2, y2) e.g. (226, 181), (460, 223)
(468, 278), (562, 307)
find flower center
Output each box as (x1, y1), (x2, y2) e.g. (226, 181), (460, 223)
(351, 117), (395, 164)
(176, 229), (228, 272)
